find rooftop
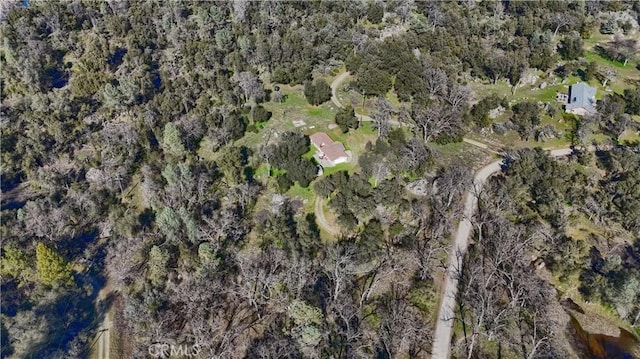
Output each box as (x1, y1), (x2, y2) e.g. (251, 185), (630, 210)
(309, 132), (348, 162)
(565, 82), (597, 114)
(309, 132), (334, 148)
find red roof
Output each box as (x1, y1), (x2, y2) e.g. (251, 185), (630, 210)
(309, 132), (333, 147)
(309, 132), (347, 161)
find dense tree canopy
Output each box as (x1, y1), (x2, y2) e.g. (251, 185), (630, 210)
(304, 79), (332, 106)
(1, 1), (639, 358)
(335, 104), (359, 133)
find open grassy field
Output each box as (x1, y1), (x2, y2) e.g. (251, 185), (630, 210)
(286, 183), (315, 211)
(469, 75), (580, 106)
(430, 140), (495, 171)
(326, 121), (376, 151)
(232, 84), (342, 151)
(200, 83), (347, 159)
(266, 84), (338, 125)
(582, 33), (640, 85)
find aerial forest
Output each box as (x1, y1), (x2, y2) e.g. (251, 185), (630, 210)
(1, 1), (639, 359)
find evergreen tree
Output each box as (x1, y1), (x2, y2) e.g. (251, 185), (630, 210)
(148, 245), (169, 287)
(304, 79), (332, 105)
(355, 65), (392, 96)
(623, 86), (640, 115)
(252, 105), (272, 123)
(335, 104), (359, 133)
(35, 243), (73, 288)
(156, 207), (181, 242)
(162, 122), (186, 157)
(559, 33), (584, 60)
(1, 245), (34, 285)
(367, 2), (384, 24)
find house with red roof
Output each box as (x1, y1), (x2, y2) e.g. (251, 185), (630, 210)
(309, 132), (349, 167)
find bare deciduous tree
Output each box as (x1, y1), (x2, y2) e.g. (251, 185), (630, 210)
(433, 164), (472, 210)
(412, 102), (457, 143)
(547, 13), (574, 40)
(323, 243), (358, 302)
(398, 137), (431, 172)
(377, 285), (432, 358)
(234, 71), (265, 104)
(372, 97), (393, 138)
(351, 33), (369, 54)
(457, 178), (557, 359)
(425, 3), (444, 29)
(235, 247), (285, 314)
(107, 236), (145, 285)
(22, 199), (71, 241)
(200, 206), (248, 246)
(423, 66), (448, 98)
(410, 199), (449, 280)
(232, 0), (249, 23)
(445, 83), (471, 113)
(371, 160), (390, 187)
(598, 66), (616, 87)
(609, 34), (638, 66)
(394, 0), (415, 24)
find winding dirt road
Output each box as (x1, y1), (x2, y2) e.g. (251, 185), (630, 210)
(310, 72), (361, 237)
(330, 71), (350, 109)
(316, 71), (409, 237)
(93, 280), (113, 359)
(430, 158), (502, 359)
(330, 71), (376, 123)
(462, 138), (499, 154)
(430, 146), (601, 359)
(314, 196), (341, 237)
(330, 73), (603, 359)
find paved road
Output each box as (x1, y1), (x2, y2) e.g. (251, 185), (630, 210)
(430, 145), (603, 359)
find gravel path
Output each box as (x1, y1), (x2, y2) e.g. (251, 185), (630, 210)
(430, 145), (607, 359)
(314, 196), (341, 237)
